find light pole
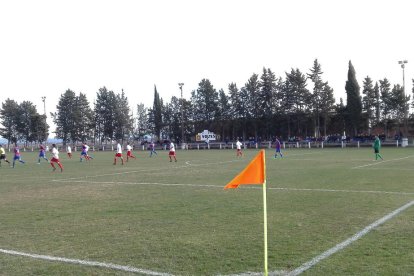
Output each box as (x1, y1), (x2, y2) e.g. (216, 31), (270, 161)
(41, 96), (46, 115)
(398, 60), (408, 137)
(41, 96), (47, 144)
(178, 83), (184, 145)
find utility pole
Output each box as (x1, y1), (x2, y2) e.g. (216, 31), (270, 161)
(398, 60), (408, 137)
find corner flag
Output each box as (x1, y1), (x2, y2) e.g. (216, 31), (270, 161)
(224, 149), (266, 189)
(224, 149), (269, 276)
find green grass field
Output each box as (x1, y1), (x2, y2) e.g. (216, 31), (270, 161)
(0, 147), (413, 275)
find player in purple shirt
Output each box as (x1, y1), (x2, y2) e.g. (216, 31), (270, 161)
(13, 144), (26, 168)
(38, 144), (49, 164)
(274, 137), (283, 159)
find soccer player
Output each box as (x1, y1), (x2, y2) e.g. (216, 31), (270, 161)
(114, 141), (124, 165)
(12, 144), (26, 168)
(84, 143), (94, 160)
(67, 145), (72, 159)
(50, 144), (64, 172)
(168, 141), (177, 162)
(126, 142), (136, 162)
(373, 136), (384, 161)
(149, 141), (157, 157)
(38, 144), (49, 164)
(0, 144), (11, 167)
(236, 139), (243, 157)
(274, 137), (283, 158)
(80, 143), (93, 162)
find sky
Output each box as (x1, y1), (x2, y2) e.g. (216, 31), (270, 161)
(0, 0), (413, 132)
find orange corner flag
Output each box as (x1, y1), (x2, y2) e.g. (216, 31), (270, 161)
(224, 150), (266, 189)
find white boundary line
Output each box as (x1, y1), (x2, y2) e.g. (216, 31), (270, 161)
(53, 180), (414, 196)
(0, 248), (173, 275)
(285, 200), (414, 275)
(267, 187), (414, 196)
(351, 155), (414, 169)
(356, 167), (414, 171)
(53, 159), (242, 182)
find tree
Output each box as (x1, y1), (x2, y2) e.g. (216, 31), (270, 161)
(320, 82), (335, 137)
(0, 99), (20, 146)
(114, 90), (133, 142)
(259, 68), (277, 138)
(148, 85), (163, 140)
(135, 103), (149, 140)
(308, 59), (325, 137)
(228, 82), (249, 140)
(390, 84), (408, 136)
(284, 68), (311, 137)
(30, 113), (49, 143)
(53, 90), (93, 145)
(73, 92), (94, 142)
(191, 79), (218, 132)
(373, 82), (381, 125)
(362, 76), (376, 134)
(345, 61), (362, 136)
(17, 101), (40, 146)
(52, 89), (76, 145)
(216, 89), (232, 141)
(94, 87), (117, 144)
(330, 98), (347, 135)
(412, 78), (414, 109)
(244, 74), (260, 137)
(163, 96), (179, 142)
(379, 78), (392, 136)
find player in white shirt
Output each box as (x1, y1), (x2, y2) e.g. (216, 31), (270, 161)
(236, 139), (243, 157)
(50, 144), (64, 172)
(126, 142), (136, 162)
(67, 145), (72, 159)
(113, 142), (124, 165)
(85, 143), (94, 160)
(168, 141), (177, 162)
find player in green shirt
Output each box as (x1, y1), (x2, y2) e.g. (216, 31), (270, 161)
(373, 136), (383, 161)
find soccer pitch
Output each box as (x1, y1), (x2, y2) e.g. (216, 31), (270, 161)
(0, 148), (413, 275)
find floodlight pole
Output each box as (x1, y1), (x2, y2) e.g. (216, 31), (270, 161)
(398, 60), (408, 137)
(41, 96), (47, 144)
(41, 96), (46, 115)
(178, 83), (185, 145)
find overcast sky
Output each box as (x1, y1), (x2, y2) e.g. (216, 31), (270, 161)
(1, 0), (413, 130)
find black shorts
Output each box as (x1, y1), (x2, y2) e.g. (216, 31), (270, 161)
(374, 149), (379, 154)
(0, 154), (6, 160)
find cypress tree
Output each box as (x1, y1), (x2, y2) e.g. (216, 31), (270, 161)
(345, 61), (362, 136)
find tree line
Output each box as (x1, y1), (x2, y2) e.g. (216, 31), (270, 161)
(0, 100), (48, 147)
(1, 59), (413, 146)
(143, 60), (412, 143)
